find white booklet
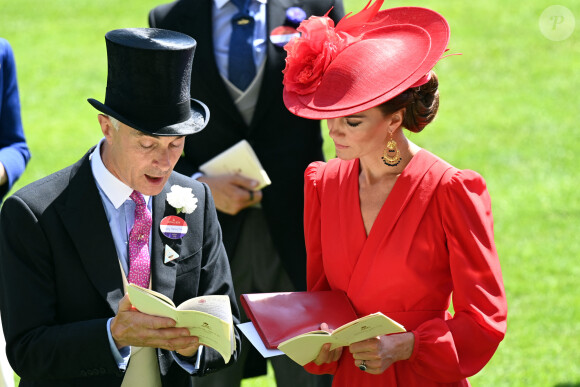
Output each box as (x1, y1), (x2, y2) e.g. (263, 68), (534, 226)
(199, 140), (272, 190)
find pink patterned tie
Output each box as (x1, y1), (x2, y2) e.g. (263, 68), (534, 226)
(128, 190), (152, 287)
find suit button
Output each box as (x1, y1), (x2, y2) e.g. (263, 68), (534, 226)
(80, 370), (87, 377)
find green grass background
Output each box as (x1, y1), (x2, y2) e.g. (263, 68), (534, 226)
(1, 0), (579, 385)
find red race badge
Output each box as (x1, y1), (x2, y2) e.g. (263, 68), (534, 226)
(160, 215), (188, 239)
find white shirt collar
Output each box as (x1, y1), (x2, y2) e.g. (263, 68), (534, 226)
(214, 0), (266, 9)
(90, 138), (151, 209)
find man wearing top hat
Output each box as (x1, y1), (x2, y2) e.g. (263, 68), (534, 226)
(0, 28), (240, 386)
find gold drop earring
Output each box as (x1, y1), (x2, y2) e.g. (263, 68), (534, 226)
(381, 131), (401, 166)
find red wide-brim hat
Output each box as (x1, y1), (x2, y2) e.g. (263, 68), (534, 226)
(282, 0), (450, 119)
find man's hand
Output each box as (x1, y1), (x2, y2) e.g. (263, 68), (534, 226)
(198, 174), (262, 215)
(111, 294), (201, 356)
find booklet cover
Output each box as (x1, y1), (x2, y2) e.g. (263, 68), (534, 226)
(199, 140), (271, 190)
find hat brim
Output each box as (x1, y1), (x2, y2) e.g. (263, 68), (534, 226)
(87, 97), (210, 136)
(283, 7), (450, 119)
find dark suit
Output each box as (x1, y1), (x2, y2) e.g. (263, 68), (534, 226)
(0, 149), (241, 386)
(149, 0), (345, 292)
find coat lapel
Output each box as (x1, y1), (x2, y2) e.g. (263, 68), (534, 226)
(150, 183), (178, 300)
(151, 174), (206, 301)
(57, 152), (125, 313)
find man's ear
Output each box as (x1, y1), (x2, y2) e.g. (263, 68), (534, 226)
(97, 114), (114, 143)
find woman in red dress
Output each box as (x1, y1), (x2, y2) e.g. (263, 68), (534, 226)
(281, 1), (507, 385)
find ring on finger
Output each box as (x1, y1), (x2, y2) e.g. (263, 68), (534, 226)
(358, 360), (367, 371)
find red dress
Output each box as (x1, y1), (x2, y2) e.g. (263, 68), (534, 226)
(303, 150), (507, 386)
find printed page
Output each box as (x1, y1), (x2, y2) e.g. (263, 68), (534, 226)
(176, 295), (235, 363)
(176, 310), (233, 363)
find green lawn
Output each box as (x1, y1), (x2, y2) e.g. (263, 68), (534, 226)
(2, 0), (579, 386)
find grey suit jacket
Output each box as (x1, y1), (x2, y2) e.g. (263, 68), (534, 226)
(0, 148), (240, 386)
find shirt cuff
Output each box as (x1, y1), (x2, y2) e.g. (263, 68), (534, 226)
(107, 318), (130, 371)
(191, 172), (204, 180)
(172, 346), (204, 374)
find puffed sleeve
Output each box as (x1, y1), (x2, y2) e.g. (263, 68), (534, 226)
(304, 162), (331, 292)
(303, 162), (338, 376)
(408, 169), (507, 381)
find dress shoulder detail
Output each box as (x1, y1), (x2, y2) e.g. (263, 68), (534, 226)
(304, 161), (328, 190)
(440, 168), (488, 198)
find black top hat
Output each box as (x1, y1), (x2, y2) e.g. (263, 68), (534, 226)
(88, 28), (209, 136)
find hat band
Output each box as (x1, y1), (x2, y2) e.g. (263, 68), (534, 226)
(106, 94), (192, 130)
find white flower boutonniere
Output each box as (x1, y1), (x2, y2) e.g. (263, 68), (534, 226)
(166, 185), (198, 214)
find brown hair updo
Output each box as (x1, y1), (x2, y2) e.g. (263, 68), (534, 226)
(377, 71), (439, 133)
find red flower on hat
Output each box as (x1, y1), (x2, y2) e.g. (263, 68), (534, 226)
(282, 0), (385, 96)
(283, 16), (347, 95)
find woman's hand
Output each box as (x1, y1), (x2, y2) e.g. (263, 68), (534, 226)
(350, 332), (415, 374)
(313, 323), (343, 365)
